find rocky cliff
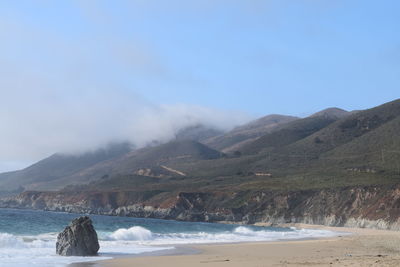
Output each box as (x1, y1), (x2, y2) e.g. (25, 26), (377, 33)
(2, 185), (400, 230)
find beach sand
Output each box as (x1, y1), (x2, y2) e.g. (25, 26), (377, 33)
(96, 224), (400, 267)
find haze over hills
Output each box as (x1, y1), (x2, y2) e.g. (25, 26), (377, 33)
(0, 140), (223, 192)
(0, 100), (394, 193)
(203, 114), (299, 153)
(0, 143), (133, 193)
(58, 139), (223, 189)
(0, 107), (348, 193)
(165, 99), (400, 190)
(2, 101), (400, 194)
(0, 113), (297, 192)
(175, 125), (224, 142)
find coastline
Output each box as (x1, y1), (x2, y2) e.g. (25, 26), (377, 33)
(3, 208), (400, 266)
(86, 224), (400, 267)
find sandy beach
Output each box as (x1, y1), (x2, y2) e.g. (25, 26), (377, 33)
(96, 224), (400, 267)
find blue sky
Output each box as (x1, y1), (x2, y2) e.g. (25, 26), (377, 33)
(0, 0), (399, 171)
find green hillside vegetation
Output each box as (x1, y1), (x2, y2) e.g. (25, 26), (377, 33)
(203, 114), (298, 152)
(26, 140), (224, 190)
(175, 125), (224, 142)
(310, 107), (351, 119)
(283, 99), (400, 157)
(70, 99), (400, 197)
(0, 142), (132, 192)
(1, 99), (400, 198)
(161, 99), (400, 191)
(239, 116), (337, 155)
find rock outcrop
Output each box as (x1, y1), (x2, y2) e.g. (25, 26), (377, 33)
(56, 216), (100, 256)
(3, 185), (400, 231)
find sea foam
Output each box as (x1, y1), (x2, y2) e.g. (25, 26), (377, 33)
(0, 233), (25, 248)
(105, 225), (342, 245)
(107, 226), (153, 241)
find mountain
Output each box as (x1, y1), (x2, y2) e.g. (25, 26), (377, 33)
(282, 98), (400, 158)
(203, 114), (299, 153)
(239, 98), (400, 187)
(310, 107), (350, 119)
(238, 115), (338, 155)
(24, 140), (223, 190)
(175, 125), (224, 142)
(3, 101), (398, 193)
(0, 142), (132, 192)
(158, 99), (400, 190)
(237, 107), (351, 156)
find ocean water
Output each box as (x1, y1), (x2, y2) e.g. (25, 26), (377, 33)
(0, 208), (340, 267)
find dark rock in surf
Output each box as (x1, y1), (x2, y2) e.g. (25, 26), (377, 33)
(56, 216), (100, 256)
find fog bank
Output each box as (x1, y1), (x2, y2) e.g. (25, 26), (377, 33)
(0, 85), (251, 172)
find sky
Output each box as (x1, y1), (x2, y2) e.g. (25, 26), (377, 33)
(0, 0), (399, 172)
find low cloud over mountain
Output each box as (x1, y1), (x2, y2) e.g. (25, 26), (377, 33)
(0, 85), (251, 172)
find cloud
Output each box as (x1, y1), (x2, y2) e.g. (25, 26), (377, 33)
(0, 2), (253, 173)
(0, 70), (251, 170)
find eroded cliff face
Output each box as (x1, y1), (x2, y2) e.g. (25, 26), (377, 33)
(2, 185), (400, 230)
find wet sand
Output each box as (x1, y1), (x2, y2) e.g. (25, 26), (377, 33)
(83, 224), (400, 267)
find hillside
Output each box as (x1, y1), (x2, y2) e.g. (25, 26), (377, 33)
(280, 98), (400, 159)
(0, 142), (132, 193)
(3, 100), (399, 194)
(310, 107), (350, 119)
(34, 140), (224, 190)
(54, 99), (399, 195)
(175, 125), (224, 142)
(246, 99), (400, 188)
(239, 115), (337, 155)
(158, 99), (400, 192)
(203, 114), (298, 152)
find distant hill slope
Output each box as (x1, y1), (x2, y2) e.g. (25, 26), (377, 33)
(55, 97), (400, 199)
(203, 114), (298, 152)
(310, 107), (350, 119)
(282, 98), (400, 157)
(236, 108), (350, 156)
(38, 140), (224, 190)
(320, 115), (400, 172)
(175, 125), (224, 142)
(0, 143), (132, 192)
(239, 115), (338, 155)
(160, 99), (400, 190)
(2, 99), (400, 197)
(254, 99), (400, 184)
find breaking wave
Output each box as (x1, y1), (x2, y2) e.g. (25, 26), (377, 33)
(105, 225), (341, 245)
(0, 232), (169, 267)
(107, 226), (152, 241)
(0, 233), (25, 248)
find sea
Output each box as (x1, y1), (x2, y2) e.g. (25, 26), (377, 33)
(0, 208), (341, 267)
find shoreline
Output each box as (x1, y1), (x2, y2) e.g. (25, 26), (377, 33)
(3, 208), (399, 266)
(78, 224), (400, 267)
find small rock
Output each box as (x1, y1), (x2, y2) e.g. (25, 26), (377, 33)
(56, 216), (100, 256)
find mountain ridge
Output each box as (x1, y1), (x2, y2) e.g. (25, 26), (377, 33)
(203, 114), (299, 153)
(0, 142), (133, 192)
